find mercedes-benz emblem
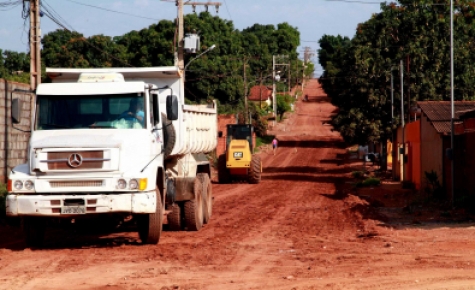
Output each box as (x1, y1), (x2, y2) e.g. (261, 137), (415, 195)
(68, 153), (83, 168)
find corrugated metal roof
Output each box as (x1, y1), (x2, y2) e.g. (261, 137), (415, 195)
(418, 101), (475, 134)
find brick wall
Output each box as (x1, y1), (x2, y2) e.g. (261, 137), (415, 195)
(216, 114), (236, 157)
(0, 80), (33, 184)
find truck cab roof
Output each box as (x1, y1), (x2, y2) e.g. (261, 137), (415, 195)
(46, 67), (182, 83)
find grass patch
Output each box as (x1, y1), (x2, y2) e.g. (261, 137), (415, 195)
(362, 177), (381, 187)
(256, 135), (275, 148)
(351, 171), (365, 179)
(355, 177), (381, 188)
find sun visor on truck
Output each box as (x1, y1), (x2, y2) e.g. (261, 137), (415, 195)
(166, 95), (179, 121)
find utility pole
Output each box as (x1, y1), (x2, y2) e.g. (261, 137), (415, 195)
(400, 59), (405, 182)
(450, 0), (455, 207)
(175, 0), (222, 71)
(272, 55), (276, 124)
(391, 68), (394, 120)
(300, 47), (314, 90)
(272, 54), (289, 124)
(177, 0), (184, 70)
(243, 58), (248, 123)
(302, 47), (315, 64)
(29, 0), (41, 91)
(288, 61), (291, 95)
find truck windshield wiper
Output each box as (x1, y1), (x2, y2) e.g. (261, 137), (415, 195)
(89, 125), (116, 129)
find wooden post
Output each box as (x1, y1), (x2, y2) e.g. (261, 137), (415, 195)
(29, 0), (41, 91)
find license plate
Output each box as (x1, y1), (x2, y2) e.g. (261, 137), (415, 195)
(61, 206), (86, 214)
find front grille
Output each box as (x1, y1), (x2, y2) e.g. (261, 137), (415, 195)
(45, 151), (107, 170)
(50, 180), (104, 188)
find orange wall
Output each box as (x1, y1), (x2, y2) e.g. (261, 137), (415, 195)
(405, 120), (421, 189)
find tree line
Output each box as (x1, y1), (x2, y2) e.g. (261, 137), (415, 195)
(318, 0), (475, 145)
(0, 12), (313, 113)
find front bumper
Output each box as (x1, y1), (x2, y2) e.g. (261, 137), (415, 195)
(6, 191), (156, 217)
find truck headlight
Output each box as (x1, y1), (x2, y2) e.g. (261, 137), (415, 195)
(117, 179), (127, 189)
(13, 180), (23, 190)
(24, 180), (34, 190)
(129, 179), (138, 190)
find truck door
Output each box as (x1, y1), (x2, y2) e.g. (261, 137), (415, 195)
(150, 92), (162, 153)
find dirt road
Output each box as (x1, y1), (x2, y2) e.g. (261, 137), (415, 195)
(2, 79), (475, 290)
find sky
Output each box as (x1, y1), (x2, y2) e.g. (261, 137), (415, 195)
(0, 0), (383, 75)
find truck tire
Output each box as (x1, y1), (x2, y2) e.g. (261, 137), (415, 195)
(23, 217), (45, 248)
(184, 177), (203, 231)
(248, 154), (262, 184)
(198, 173), (213, 224)
(161, 113), (176, 159)
(137, 187), (163, 244)
(167, 203), (183, 231)
(218, 154), (230, 184)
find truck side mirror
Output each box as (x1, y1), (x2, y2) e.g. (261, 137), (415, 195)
(166, 95), (179, 121)
(12, 98), (21, 124)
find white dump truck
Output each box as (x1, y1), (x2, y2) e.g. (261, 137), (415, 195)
(6, 67), (217, 246)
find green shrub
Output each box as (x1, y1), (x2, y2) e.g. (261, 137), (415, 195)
(256, 135), (274, 148)
(361, 177), (381, 187)
(351, 171), (365, 179)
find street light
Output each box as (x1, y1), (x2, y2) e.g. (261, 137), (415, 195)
(272, 70), (281, 124)
(184, 44), (216, 72)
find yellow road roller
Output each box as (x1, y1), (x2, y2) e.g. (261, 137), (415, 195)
(218, 124), (262, 184)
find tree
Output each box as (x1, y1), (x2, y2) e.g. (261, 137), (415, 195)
(42, 29), (129, 68)
(319, 0), (475, 145)
(0, 49), (30, 83)
(276, 94), (293, 121)
(4, 14), (309, 112)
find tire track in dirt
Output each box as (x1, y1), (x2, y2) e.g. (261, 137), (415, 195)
(4, 80), (475, 290)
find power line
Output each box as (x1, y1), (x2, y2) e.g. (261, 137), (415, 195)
(64, 0), (160, 21)
(42, 0), (74, 31)
(221, 0), (233, 22)
(0, 0), (21, 10)
(324, 0), (450, 5)
(35, 1), (133, 67)
(324, 0), (382, 4)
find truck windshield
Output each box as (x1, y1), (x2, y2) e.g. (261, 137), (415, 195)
(35, 93), (147, 130)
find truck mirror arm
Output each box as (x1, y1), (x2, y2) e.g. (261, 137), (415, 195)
(140, 151), (164, 173)
(150, 85), (174, 97)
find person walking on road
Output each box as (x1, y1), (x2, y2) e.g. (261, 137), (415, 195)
(272, 137), (278, 155)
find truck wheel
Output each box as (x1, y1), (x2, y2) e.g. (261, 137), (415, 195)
(248, 154), (262, 184)
(167, 203), (183, 231)
(161, 113), (176, 159)
(184, 177), (203, 231)
(23, 217), (45, 248)
(198, 173), (213, 224)
(138, 187), (163, 244)
(218, 154), (230, 184)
